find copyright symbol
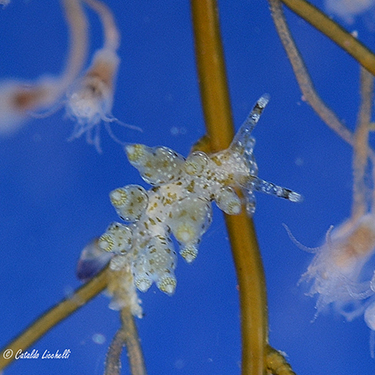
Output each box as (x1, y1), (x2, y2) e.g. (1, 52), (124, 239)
(3, 349), (13, 359)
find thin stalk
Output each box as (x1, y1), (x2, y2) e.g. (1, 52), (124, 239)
(190, 0), (234, 151)
(191, 0), (268, 374)
(226, 215), (268, 374)
(83, 0), (120, 51)
(269, 0), (354, 146)
(279, 0), (375, 76)
(352, 67), (373, 219)
(0, 266), (108, 371)
(60, 0), (89, 91)
(105, 306), (146, 375)
(269, 0), (375, 215)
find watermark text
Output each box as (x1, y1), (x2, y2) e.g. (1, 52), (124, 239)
(2, 348), (71, 360)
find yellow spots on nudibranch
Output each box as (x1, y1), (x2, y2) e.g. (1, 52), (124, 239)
(125, 144), (146, 163)
(179, 244), (198, 263)
(125, 144), (185, 185)
(131, 234), (177, 295)
(135, 276), (153, 293)
(211, 154), (223, 167)
(185, 180), (195, 193)
(110, 185), (148, 222)
(167, 197), (212, 261)
(99, 222), (133, 254)
(158, 277), (177, 296)
(148, 217), (157, 226)
(184, 151), (209, 176)
(215, 187), (242, 215)
(98, 233), (115, 252)
(173, 222), (198, 244)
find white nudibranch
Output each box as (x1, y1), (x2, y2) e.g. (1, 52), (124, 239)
(78, 95), (302, 313)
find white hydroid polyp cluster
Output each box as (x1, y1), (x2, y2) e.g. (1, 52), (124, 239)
(290, 211), (375, 357)
(300, 214), (375, 312)
(78, 95), (302, 313)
